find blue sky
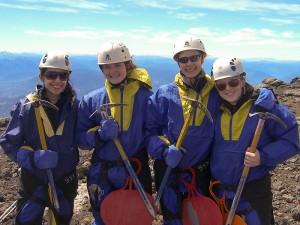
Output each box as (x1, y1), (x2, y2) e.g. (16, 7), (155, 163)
(1, 0), (300, 60)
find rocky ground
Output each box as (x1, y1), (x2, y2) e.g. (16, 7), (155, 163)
(0, 78), (300, 225)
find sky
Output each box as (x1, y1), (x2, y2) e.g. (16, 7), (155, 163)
(1, 0), (300, 60)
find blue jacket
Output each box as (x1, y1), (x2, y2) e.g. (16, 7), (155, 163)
(146, 73), (221, 166)
(210, 86), (299, 186)
(0, 87), (79, 183)
(76, 68), (153, 161)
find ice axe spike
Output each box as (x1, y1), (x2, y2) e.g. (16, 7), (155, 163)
(90, 103), (156, 218)
(225, 111), (287, 225)
(154, 96), (213, 207)
(26, 99), (59, 225)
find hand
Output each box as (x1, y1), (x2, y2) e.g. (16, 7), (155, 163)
(98, 118), (119, 141)
(34, 150), (58, 169)
(17, 147), (34, 170)
(244, 148), (261, 167)
(163, 145), (183, 168)
(254, 88), (276, 112)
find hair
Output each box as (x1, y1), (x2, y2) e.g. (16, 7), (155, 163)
(65, 82), (77, 98)
(125, 60), (137, 72)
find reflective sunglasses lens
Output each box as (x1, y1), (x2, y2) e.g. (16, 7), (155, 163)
(215, 82), (227, 91)
(177, 55), (201, 64)
(228, 79), (240, 87)
(190, 55), (201, 62)
(44, 71), (69, 81)
(215, 79), (240, 91)
(177, 57), (188, 63)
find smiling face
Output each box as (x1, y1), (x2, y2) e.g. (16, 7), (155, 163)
(177, 50), (204, 80)
(39, 68), (69, 101)
(215, 76), (245, 105)
(101, 62), (127, 84)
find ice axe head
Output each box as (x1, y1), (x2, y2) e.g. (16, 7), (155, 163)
(249, 112), (287, 129)
(182, 96), (213, 123)
(89, 103), (128, 120)
(24, 99), (58, 111)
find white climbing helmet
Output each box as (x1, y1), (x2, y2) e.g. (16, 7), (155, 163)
(211, 56), (245, 81)
(98, 41), (131, 65)
(173, 36), (207, 60)
(39, 50), (72, 71)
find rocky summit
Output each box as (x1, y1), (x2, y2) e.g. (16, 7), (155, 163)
(0, 78), (299, 225)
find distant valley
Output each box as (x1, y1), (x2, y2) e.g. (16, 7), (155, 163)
(0, 51), (299, 117)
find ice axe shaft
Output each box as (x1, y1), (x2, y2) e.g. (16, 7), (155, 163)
(154, 96), (213, 207)
(26, 97), (59, 225)
(34, 107), (59, 225)
(33, 104), (59, 210)
(91, 103), (156, 218)
(225, 112), (287, 225)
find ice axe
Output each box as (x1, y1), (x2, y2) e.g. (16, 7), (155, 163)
(25, 98), (59, 225)
(154, 96), (213, 208)
(225, 112), (287, 225)
(90, 103), (156, 219)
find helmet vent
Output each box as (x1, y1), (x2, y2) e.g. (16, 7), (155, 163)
(42, 53), (48, 63)
(230, 58), (238, 71)
(65, 55), (70, 66)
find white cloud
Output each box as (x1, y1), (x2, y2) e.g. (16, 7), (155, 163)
(0, 0), (111, 13)
(174, 12), (205, 20)
(259, 29), (276, 37)
(2, 0), (300, 17)
(260, 17), (296, 25)
(126, 0), (300, 15)
(187, 27), (214, 37)
(20, 0), (108, 10)
(25, 29), (126, 39)
(0, 2), (77, 12)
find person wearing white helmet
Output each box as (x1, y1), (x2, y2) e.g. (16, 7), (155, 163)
(0, 50), (79, 224)
(76, 41), (153, 225)
(145, 35), (222, 225)
(210, 56), (299, 225)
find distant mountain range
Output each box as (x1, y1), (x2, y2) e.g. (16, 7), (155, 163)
(0, 51), (299, 117)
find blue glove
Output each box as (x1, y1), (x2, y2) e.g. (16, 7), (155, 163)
(163, 145), (183, 168)
(98, 118), (119, 141)
(254, 88), (277, 112)
(17, 147), (34, 170)
(34, 150), (58, 169)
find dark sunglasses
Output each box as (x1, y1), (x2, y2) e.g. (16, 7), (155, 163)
(215, 78), (240, 91)
(44, 71), (69, 81)
(177, 55), (201, 64)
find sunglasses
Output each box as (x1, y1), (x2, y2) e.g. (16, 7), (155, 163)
(215, 78), (240, 91)
(177, 55), (201, 64)
(44, 71), (69, 81)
